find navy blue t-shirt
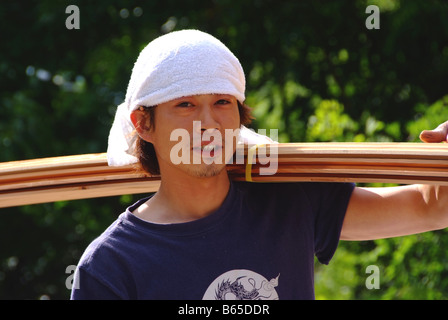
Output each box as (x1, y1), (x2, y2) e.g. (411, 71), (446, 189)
(71, 181), (354, 300)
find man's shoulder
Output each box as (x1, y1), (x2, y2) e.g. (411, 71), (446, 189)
(233, 181), (310, 208)
(235, 180), (354, 193)
(233, 180), (355, 206)
(76, 213), (134, 269)
(234, 180), (307, 195)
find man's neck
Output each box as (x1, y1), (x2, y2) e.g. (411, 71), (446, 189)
(133, 167), (231, 224)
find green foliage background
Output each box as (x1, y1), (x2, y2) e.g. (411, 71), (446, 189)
(1, 0), (448, 299)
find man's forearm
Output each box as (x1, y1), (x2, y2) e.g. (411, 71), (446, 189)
(416, 184), (448, 231)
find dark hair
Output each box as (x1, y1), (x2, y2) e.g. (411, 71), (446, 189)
(135, 101), (254, 175)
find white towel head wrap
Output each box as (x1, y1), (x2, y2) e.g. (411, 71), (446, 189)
(107, 29), (273, 166)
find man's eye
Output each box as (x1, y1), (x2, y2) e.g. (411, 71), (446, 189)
(177, 102), (194, 107)
(216, 99), (230, 105)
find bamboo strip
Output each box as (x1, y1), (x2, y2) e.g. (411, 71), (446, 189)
(245, 142), (448, 160)
(228, 163), (448, 178)
(0, 179), (160, 208)
(0, 143), (447, 208)
(230, 173), (448, 185)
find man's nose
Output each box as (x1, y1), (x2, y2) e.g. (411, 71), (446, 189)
(198, 105), (220, 131)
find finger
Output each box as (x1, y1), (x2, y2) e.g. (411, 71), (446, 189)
(419, 121), (448, 143)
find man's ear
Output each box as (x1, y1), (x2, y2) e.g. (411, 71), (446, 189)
(130, 109), (153, 143)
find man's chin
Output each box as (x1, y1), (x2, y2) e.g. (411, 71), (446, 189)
(187, 163), (227, 178)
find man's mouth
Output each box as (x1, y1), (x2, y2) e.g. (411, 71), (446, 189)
(193, 143), (223, 157)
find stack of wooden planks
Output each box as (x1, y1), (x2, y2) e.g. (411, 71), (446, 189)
(227, 142), (448, 185)
(0, 143), (447, 208)
(0, 153), (158, 208)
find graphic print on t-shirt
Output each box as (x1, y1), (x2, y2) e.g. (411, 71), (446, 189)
(203, 269), (279, 300)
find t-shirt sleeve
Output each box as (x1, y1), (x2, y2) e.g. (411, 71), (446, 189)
(70, 230), (135, 300)
(70, 267), (123, 300)
(303, 182), (355, 265)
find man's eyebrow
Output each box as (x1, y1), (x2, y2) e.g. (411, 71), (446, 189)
(214, 94), (236, 100)
(138, 105), (155, 111)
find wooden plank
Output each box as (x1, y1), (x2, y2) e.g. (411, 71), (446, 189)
(246, 142), (448, 161)
(0, 179), (160, 208)
(230, 173), (448, 185)
(229, 163), (448, 178)
(0, 142), (447, 208)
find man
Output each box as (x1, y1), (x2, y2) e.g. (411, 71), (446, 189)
(71, 30), (447, 300)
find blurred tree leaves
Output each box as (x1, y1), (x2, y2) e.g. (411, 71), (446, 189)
(1, 0), (448, 299)
(307, 100), (357, 141)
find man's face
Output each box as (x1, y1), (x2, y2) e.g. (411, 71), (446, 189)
(135, 94), (240, 178)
